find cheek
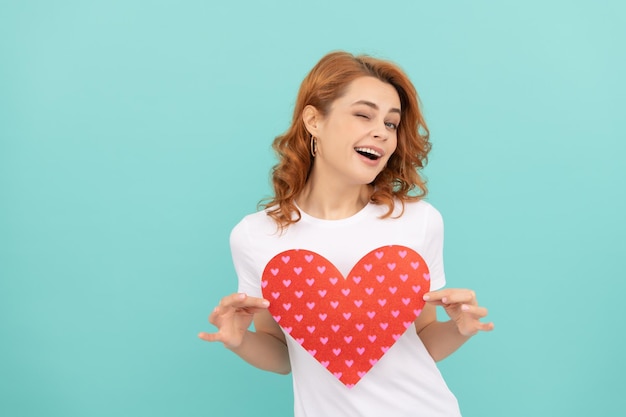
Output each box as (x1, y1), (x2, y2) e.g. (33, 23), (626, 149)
(389, 136), (398, 154)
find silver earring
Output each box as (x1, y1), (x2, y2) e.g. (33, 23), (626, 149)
(310, 136), (317, 157)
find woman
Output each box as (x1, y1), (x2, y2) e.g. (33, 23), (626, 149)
(199, 51), (494, 416)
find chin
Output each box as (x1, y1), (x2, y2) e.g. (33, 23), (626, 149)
(357, 174), (381, 186)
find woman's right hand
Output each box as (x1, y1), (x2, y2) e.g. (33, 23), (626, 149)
(198, 293), (270, 350)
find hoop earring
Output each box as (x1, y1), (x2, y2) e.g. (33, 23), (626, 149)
(310, 136), (317, 157)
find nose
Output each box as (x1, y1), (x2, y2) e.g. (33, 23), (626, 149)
(371, 121), (389, 141)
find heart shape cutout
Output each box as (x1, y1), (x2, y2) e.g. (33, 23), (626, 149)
(262, 245), (429, 387)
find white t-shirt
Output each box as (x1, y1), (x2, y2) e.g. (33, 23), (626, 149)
(231, 200), (461, 417)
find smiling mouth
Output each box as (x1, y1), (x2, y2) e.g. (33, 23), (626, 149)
(355, 147), (382, 161)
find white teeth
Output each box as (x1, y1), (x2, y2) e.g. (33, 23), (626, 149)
(354, 147), (382, 157)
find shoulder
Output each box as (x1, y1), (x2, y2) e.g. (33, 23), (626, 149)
(230, 209), (279, 249)
(393, 199), (443, 222)
(232, 209), (273, 230)
(387, 199), (444, 241)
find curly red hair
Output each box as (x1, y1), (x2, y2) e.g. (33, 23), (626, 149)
(263, 51), (431, 229)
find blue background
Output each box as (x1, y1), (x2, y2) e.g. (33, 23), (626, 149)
(1, 1), (624, 416)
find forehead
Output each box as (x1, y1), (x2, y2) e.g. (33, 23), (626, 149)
(337, 76), (401, 110)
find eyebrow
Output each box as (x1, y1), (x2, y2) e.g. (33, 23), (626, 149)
(352, 100), (401, 115)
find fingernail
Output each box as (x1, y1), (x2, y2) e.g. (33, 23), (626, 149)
(423, 295), (430, 301)
(442, 297), (448, 303)
(461, 304), (470, 311)
(237, 293), (245, 300)
(262, 300), (270, 307)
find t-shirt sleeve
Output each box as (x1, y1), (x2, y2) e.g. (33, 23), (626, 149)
(423, 204), (446, 291)
(230, 217), (263, 298)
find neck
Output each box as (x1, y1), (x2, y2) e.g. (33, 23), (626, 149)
(297, 169), (372, 220)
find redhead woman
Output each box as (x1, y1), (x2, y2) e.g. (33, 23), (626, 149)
(199, 51), (494, 417)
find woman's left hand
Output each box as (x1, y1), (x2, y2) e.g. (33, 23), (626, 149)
(423, 289), (495, 337)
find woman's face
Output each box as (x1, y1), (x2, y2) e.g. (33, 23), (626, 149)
(309, 76), (401, 187)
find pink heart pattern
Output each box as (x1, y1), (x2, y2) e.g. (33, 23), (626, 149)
(262, 245), (430, 387)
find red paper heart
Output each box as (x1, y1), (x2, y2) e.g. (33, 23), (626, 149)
(261, 245), (430, 387)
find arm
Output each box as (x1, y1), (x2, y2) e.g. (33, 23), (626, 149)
(199, 293), (291, 375)
(415, 289), (494, 362)
(236, 308), (291, 374)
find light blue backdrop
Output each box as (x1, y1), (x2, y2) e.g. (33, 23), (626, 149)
(1, 1), (624, 416)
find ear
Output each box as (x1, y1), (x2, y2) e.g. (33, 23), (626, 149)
(302, 105), (322, 136)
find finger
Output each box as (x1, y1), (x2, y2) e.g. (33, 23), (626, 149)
(468, 320), (495, 334)
(460, 304), (489, 318)
(208, 307), (221, 326)
(444, 289), (476, 305)
(422, 289), (455, 302)
(477, 321), (495, 332)
(459, 319), (495, 337)
(198, 331), (222, 343)
(220, 293), (270, 310)
(423, 301), (447, 308)
(424, 289), (476, 305)
(209, 301), (269, 327)
(219, 292), (246, 307)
